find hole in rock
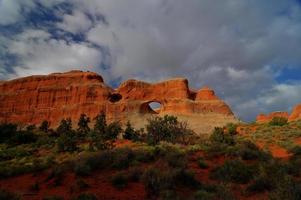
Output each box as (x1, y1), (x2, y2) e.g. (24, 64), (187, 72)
(148, 102), (162, 114)
(109, 93), (122, 103)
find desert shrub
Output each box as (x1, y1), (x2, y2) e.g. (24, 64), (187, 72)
(73, 193), (98, 200)
(0, 146), (32, 161)
(11, 130), (38, 144)
(269, 117), (288, 126)
(209, 127), (235, 145)
(143, 167), (199, 197)
(198, 158), (209, 169)
(269, 175), (301, 200)
(56, 118), (77, 152)
(246, 177), (272, 194)
(145, 115), (194, 145)
(80, 151), (113, 171)
(238, 140), (271, 161)
(123, 121), (139, 141)
(57, 131), (77, 152)
(111, 172), (128, 189)
(143, 167), (172, 197)
(133, 148), (155, 163)
(173, 169), (200, 188)
(0, 156), (54, 179)
(210, 160), (255, 184)
(225, 123), (238, 135)
(163, 148), (187, 168)
(34, 135), (55, 148)
(0, 189), (20, 200)
(77, 114), (91, 137)
(39, 120), (50, 133)
(0, 123), (18, 143)
(111, 148), (135, 169)
(89, 113), (122, 150)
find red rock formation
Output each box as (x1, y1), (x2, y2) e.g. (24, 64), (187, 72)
(256, 111), (289, 123)
(289, 104), (301, 121)
(0, 71), (237, 134)
(196, 86), (219, 101)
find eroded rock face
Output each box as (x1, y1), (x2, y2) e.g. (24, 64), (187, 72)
(289, 104), (301, 121)
(256, 112), (289, 123)
(0, 71), (237, 134)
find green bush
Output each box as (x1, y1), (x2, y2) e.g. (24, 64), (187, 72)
(89, 113), (122, 150)
(246, 177), (272, 194)
(210, 160), (255, 184)
(39, 120), (50, 133)
(146, 115), (194, 145)
(209, 127), (235, 145)
(56, 118), (77, 152)
(143, 167), (172, 197)
(0, 123), (18, 144)
(163, 148), (187, 168)
(0, 146), (32, 161)
(123, 121), (139, 141)
(142, 167), (199, 197)
(225, 123), (238, 135)
(111, 172), (128, 189)
(238, 140), (271, 161)
(77, 114), (91, 137)
(269, 175), (301, 200)
(269, 117), (288, 126)
(0, 189), (20, 200)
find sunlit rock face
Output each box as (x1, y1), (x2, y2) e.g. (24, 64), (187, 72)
(0, 70), (237, 134)
(289, 104), (301, 122)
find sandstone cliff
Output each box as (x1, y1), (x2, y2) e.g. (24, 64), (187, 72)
(0, 70), (237, 134)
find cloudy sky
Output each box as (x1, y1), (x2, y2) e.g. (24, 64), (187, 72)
(1, 0), (301, 121)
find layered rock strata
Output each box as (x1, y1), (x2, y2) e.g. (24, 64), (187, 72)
(0, 71), (238, 134)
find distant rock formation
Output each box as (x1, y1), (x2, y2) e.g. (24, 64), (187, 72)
(256, 103), (301, 123)
(0, 70), (237, 134)
(256, 112), (289, 123)
(289, 104), (301, 121)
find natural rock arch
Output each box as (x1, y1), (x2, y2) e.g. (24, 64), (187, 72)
(140, 101), (163, 114)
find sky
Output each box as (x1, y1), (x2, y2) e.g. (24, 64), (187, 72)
(1, 0), (301, 122)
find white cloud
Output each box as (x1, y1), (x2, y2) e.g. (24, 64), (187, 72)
(7, 29), (103, 78)
(0, 0), (35, 25)
(57, 10), (93, 34)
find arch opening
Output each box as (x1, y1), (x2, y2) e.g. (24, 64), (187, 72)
(141, 101), (162, 114)
(109, 93), (122, 103)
